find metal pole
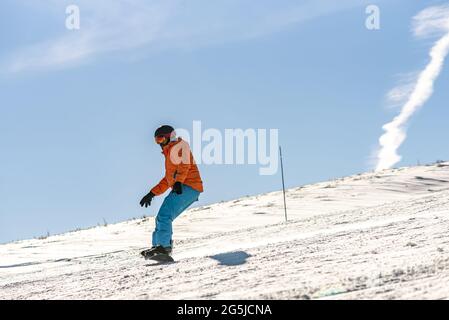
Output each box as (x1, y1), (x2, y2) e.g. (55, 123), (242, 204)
(279, 146), (288, 222)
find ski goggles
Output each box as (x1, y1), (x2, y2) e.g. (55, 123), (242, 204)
(155, 133), (172, 144)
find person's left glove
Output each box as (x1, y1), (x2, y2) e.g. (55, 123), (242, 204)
(172, 182), (183, 195)
(140, 191), (155, 208)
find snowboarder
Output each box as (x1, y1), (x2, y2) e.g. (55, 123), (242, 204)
(139, 125), (204, 261)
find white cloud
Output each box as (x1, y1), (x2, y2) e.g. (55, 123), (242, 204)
(413, 4), (449, 38)
(6, 0), (173, 72)
(375, 4), (449, 171)
(385, 72), (419, 108)
(4, 0), (364, 73)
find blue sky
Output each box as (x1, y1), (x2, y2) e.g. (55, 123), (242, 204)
(1, 0), (449, 243)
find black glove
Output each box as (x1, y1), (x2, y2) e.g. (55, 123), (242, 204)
(140, 192), (155, 208)
(172, 182), (183, 195)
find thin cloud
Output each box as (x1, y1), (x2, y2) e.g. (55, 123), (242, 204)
(4, 0), (364, 74)
(413, 4), (449, 37)
(5, 0), (173, 73)
(385, 72), (419, 109)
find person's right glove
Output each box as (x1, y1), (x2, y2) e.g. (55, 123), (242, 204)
(140, 192), (155, 208)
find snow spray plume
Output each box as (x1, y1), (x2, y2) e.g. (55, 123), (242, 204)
(376, 5), (449, 172)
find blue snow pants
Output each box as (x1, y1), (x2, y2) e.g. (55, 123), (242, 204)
(152, 184), (200, 247)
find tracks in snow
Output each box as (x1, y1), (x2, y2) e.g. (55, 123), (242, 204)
(2, 190), (449, 299)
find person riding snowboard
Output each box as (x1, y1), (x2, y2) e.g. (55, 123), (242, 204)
(139, 125), (203, 259)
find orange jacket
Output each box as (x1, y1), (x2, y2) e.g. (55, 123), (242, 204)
(151, 138), (204, 196)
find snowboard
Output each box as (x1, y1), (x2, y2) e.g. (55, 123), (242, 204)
(148, 253), (175, 263)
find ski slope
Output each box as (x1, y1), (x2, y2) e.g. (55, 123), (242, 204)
(1, 162), (449, 299)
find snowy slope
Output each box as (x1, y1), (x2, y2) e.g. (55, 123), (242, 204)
(1, 162), (449, 299)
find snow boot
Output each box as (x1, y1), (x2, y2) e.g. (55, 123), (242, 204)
(141, 245), (172, 259)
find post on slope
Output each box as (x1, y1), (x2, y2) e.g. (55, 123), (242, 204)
(279, 146), (288, 222)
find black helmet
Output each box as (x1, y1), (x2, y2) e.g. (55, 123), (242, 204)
(154, 125), (176, 146)
(154, 125), (175, 138)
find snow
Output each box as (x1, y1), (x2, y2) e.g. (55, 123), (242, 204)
(1, 162), (449, 299)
